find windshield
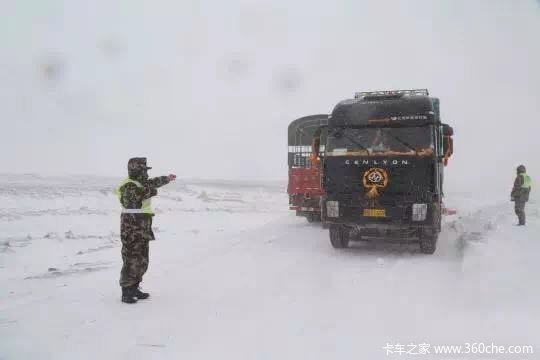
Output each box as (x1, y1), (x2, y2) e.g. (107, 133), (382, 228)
(326, 126), (433, 156)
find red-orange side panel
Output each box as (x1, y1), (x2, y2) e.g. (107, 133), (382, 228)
(287, 167), (323, 196)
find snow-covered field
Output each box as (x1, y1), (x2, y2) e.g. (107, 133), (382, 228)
(1, 175), (538, 359)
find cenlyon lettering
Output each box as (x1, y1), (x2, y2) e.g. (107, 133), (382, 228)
(342, 158), (411, 166)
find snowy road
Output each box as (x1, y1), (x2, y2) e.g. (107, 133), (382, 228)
(1, 176), (539, 359)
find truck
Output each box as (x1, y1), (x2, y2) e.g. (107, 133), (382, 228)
(311, 89), (452, 254)
(287, 114), (328, 222)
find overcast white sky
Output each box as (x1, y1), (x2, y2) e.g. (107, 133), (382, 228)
(1, 0), (539, 192)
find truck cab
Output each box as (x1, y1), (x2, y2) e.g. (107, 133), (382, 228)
(317, 89), (447, 254)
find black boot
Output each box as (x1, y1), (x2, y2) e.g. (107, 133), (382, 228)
(133, 283), (150, 300)
(121, 286), (138, 304)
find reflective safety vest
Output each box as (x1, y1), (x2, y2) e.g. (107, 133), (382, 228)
(520, 173), (532, 189)
(116, 178), (153, 214)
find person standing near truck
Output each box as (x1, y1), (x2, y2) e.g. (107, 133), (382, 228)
(511, 165), (532, 226)
(442, 124), (454, 166)
(116, 157), (176, 304)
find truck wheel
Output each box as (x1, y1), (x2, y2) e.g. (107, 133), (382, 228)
(419, 231), (438, 254)
(306, 213), (321, 223)
(329, 225), (350, 248)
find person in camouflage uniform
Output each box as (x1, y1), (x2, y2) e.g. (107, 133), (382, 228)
(117, 157), (176, 303)
(510, 164), (532, 226)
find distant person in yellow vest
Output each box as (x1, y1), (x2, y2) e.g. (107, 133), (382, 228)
(116, 157), (176, 304)
(510, 165), (532, 226)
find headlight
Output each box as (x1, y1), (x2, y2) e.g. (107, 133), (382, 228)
(326, 201), (339, 218)
(412, 203), (427, 221)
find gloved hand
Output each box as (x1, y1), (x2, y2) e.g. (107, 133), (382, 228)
(168, 174), (177, 181)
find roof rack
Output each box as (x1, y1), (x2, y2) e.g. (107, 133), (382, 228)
(354, 89), (429, 99)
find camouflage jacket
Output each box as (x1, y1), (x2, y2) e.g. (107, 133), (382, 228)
(119, 176), (170, 241)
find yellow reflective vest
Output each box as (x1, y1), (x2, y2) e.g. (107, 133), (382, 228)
(116, 178), (153, 214)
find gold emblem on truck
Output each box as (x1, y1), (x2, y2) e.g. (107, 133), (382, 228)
(363, 168), (389, 199)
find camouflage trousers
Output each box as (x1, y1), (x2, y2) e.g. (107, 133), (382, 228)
(119, 229), (149, 288)
(514, 201), (526, 225)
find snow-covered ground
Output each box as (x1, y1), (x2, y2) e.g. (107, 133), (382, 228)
(1, 175), (538, 359)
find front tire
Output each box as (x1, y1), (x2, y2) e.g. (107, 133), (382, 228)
(419, 229), (438, 254)
(329, 225), (350, 248)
